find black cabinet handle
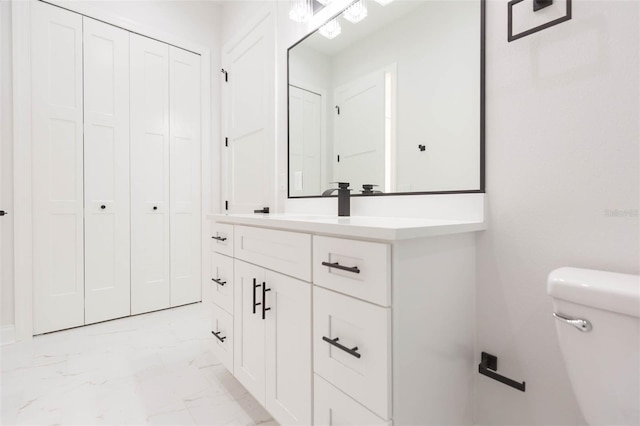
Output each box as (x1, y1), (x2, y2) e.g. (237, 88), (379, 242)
(321, 261), (360, 274)
(322, 336), (361, 359)
(100, 205), (106, 210)
(252, 278), (261, 314)
(262, 283), (271, 320)
(212, 235), (227, 242)
(211, 330), (226, 342)
(211, 278), (226, 286)
(153, 206), (158, 211)
(0, 210), (6, 216)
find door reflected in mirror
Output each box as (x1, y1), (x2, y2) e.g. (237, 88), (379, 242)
(288, 0), (484, 197)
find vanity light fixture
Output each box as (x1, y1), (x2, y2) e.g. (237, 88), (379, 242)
(319, 18), (342, 39)
(343, 0), (368, 24)
(316, 0), (332, 5)
(373, 0), (394, 6)
(289, 0), (313, 23)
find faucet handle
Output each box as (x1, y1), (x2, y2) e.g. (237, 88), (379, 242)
(362, 184), (381, 195)
(329, 181), (351, 189)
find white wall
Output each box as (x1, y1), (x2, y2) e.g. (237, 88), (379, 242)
(1, 0), (15, 327)
(476, 0), (639, 424)
(2, 0), (222, 331)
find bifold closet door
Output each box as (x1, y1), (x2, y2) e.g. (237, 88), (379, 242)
(83, 17), (131, 325)
(169, 47), (202, 307)
(32, 1), (85, 334)
(130, 34), (170, 315)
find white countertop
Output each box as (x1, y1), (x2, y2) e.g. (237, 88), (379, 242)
(209, 213), (485, 241)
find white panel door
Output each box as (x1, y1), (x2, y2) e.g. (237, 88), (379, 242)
(222, 13), (275, 213)
(83, 17), (130, 325)
(31, 1), (84, 334)
(289, 86), (322, 197)
(334, 70), (385, 191)
(234, 259), (266, 404)
(265, 271), (312, 426)
(130, 34), (170, 315)
(169, 46), (201, 307)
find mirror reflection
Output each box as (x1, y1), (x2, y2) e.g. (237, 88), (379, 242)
(288, 0), (483, 197)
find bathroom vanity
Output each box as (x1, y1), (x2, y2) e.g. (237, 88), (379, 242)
(209, 0), (487, 422)
(208, 214), (484, 425)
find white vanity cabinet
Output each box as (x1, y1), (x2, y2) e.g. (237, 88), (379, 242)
(210, 214), (479, 426)
(210, 223), (313, 426)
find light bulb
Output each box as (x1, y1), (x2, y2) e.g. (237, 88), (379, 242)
(289, 0), (313, 23)
(343, 0), (367, 23)
(319, 18), (342, 39)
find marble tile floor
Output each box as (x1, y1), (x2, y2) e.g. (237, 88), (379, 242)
(0, 303), (277, 426)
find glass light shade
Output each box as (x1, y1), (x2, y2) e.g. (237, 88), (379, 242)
(373, 0), (394, 6)
(289, 0), (313, 23)
(319, 18), (342, 39)
(343, 0), (368, 23)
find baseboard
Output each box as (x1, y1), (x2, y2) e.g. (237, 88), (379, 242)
(1, 325), (16, 346)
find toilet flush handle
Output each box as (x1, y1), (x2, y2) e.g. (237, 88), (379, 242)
(553, 312), (593, 332)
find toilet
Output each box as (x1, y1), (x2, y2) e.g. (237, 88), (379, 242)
(548, 267), (640, 426)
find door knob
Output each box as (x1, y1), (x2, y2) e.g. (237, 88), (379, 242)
(0, 210), (6, 216)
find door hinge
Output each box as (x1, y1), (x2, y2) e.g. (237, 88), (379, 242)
(225, 137), (228, 147)
(221, 68), (228, 82)
(225, 200), (229, 211)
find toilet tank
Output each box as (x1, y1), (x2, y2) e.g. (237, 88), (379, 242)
(548, 267), (640, 426)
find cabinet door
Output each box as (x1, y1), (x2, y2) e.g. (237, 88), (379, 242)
(83, 17), (131, 325)
(31, 1), (85, 334)
(233, 260), (266, 404)
(222, 12), (275, 213)
(265, 271), (312, 425)
(130, 34), (170, 315)
(169, 46), (201, 307)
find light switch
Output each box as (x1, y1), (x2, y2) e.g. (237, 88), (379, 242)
(294, 171), (303, 191)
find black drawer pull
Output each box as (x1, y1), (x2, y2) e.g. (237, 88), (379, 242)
(212, 235), (227, 242)
(253, 278), (261, 314)
(211, 330), (226, 342)
(321, 261), (360, 274)
(262, 283), (271, 320)
(322, 336), (361, 359)
(211, 278), (226, 286)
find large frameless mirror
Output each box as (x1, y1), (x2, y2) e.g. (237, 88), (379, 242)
(287, 0), (485, 197)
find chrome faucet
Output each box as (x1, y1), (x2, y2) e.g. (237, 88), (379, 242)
(322, 182), (351, 217)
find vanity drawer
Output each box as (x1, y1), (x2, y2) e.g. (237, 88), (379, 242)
(314, 287), (391, 420)
(211, 304), (234, 373)
(234, 225), (311, 281)
(211, 222), (234, 256)
(211, 253), (234, 314)
(314, 374), (390, 426)
(313, 236), (390, 306)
